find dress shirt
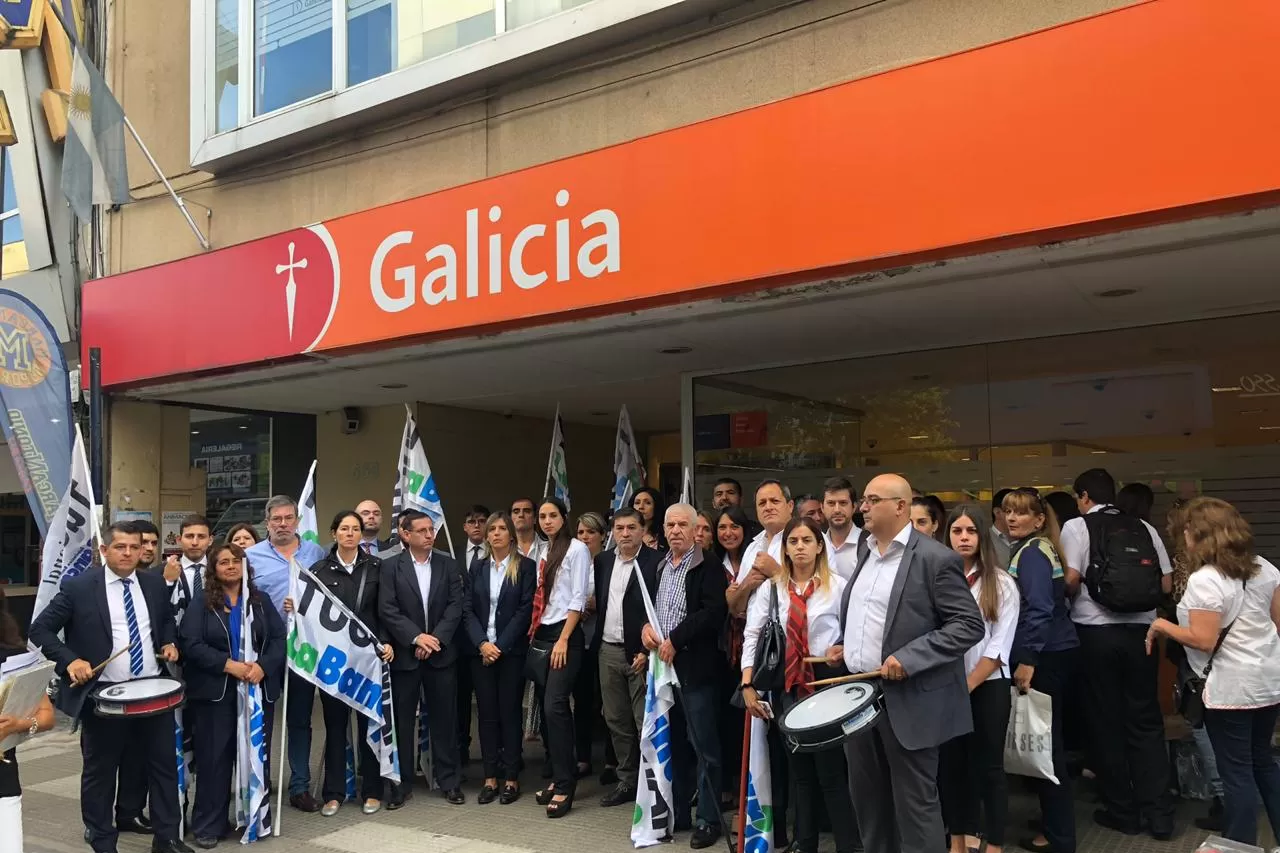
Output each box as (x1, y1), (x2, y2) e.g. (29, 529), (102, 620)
(962, 569), (1020, 680)
(336, 552), (357, 574)
(181, 555), (206, 596)
(540, 539), (591, 625)
(656, 548), (696, 638)
(413, 551), (434, 633)
(603, 550), (639, 644)
(742, 574), (847, 671)
(1060, 504), (1173, 626)
(737, 528), (784, 584)
(843, 523), (912, 674)
(824, 526), (864, 581)
(247, 537), (328, 617)
(518, 537), (546, 563)
(486, 556), (512, 643)
(104, 571), (161, 682)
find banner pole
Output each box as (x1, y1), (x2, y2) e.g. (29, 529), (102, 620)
(274, 625), (290, 836)
(88, 347), (103, 501)
(542, 405), (558, 499)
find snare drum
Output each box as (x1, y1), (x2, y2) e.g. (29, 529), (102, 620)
(91, 677), (186, 718)
(778, 681), (883, 754)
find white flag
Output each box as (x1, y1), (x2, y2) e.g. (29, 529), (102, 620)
(32, 426), (97, 623)
(741, 717), (775, 853)
(630, 561), (678, 847)
(298, 460), (319, 548)
(546, 405), (570, 511)
(62, 45), (130, 221)
(235, 567), (272, 842)
(611, 405), (646, 513)
(392, 405), (445, 529)
(681, 467), (694, 507)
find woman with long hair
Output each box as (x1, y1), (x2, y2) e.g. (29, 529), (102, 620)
(633, 487), (667, 552)
(741, 518), (857, 853)
(178, 543), (286, 848)
(715, 505), (751, 809)
(528, 497), (592, 817)
(938, 504), (1019, 853)
(1004, 489), (1079, 853)
(1146, 497), (1280, 846)
(0, 586), (56, 853)
(910, 497), (942, 541)
(464, 511), (536, 805)
(225, 523), (260, 550)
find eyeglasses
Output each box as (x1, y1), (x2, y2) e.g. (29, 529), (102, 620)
(859, 495), (904, 508)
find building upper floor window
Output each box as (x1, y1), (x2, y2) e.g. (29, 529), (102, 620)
(191, 0), (710, 170)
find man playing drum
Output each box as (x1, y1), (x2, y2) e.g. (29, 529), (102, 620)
(837, 475), (984, 853)
(30, 523), (193, 853)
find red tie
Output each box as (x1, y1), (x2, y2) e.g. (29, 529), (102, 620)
(966, 570), (980, 588)
(528, 559), (547, 640)
(785, 582), (816, 698)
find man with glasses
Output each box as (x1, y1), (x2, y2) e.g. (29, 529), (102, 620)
(837, 474), (983, 853)
(247, 495), (327, 812)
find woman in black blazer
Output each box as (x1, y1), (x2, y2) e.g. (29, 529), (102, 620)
(464, 511), (537, 805)
(179, 542), (285, 847)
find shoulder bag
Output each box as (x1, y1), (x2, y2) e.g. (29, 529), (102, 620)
(750, 581), (786, 694)
(1176, 579), (1246, 728)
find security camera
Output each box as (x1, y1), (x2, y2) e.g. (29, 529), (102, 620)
(341, 407), (361, 435)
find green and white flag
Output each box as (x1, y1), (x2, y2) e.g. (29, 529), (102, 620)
(62, 45), (130, 221)
(545, 405), (570, 510)
(298, 460), (319, 547)
(611, 405), (646, 513)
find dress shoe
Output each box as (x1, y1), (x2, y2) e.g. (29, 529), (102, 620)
(118, 816), (154, 835)
(362, 799), (382, 815)
(152, 840), (196, 853)
(600, 783), (637, 808)
(84, 828), (92, 843)
(444, 787), (465, 805)
(194, 838), (219, 850)
(500, 783), (520, 805)
(600, 766), (619, 786)
(321, 800), (341, 817)
(290, 792), (322, 813)
(690, 825), (721, 850)
(1093, 809), (1141, 836)
(387, 785), (412, 810)
(478, 785), (498, 805)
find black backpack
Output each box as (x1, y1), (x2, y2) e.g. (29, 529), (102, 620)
(1083, 506), (1162, 612)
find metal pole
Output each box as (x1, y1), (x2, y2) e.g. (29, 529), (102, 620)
(122, 117), (210, 251)
(88, 347), (103, 501)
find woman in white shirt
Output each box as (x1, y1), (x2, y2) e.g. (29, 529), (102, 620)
(1146, 497), (1280, 847)
(741, 518), (858, 853)
(528, 497), (592, 818)
(938, 504), (1019, 853)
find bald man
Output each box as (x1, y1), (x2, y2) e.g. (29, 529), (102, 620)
(834, 474), (984, 853)
(356, 500), (398, 556)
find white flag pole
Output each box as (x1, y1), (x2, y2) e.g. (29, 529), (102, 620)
(274, 626), (290, 834)
(543, 404), (560, 500)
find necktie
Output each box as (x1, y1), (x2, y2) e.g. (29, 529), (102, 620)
(785, 581), (816, 698)
(361, 542), (372, 554)
(528, 559), (547, 640)
(471, 546), (480, 566)
(192, 564), (205, 597)
(121, 578), (145, 677)
(966, 570), (980, 589)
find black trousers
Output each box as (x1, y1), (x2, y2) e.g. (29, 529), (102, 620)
(1031, 649), (1079, 853)
(472, 653), (526, 780)
(534, 622), (583, 793)
(573, 642), (601, 768)
(719, 664), (744, 803)
(320, 691), (381, 802)
(80, 708), (180, 853)
(939, 677), (1012, 846)
(392, 661), (461, 791)
(190, 694), (236, 840)
(1077, 624), (1171, 828)
(783, 671), (858, 853)
(457, 653), (474, 759)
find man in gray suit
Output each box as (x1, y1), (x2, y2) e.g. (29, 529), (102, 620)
(836, 474), (984, 853)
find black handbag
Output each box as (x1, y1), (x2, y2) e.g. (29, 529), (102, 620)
(1176, 580), (1245, 728)
(525, 638), (553, 688)
(750, 582), (786, 694)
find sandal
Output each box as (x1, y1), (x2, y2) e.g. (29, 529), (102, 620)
(546, 791), (574, 819)
(535, 784), (556, 806)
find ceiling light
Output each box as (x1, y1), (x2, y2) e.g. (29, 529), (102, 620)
(1094, 288), (1138, 299)
(1024, 453), (1040, 458)
(658, 346), (692, 355)
(1091, 450), (1107, 454)
(1259, 426), (1280, 431)
(190, 430), (200, 435)
(908, 434), (928, 440)
(1213, 386), (1243, 393)
(238, 425), (248, 430)
(380, 382), (407, 390)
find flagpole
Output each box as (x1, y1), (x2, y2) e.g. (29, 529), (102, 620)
(274, 620), (290, 835)
(543, 404), (560, 500)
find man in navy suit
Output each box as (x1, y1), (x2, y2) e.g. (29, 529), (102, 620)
(378, 510), (466, 807)
(30, 523), (193, 853)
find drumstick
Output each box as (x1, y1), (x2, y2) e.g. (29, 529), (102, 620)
(802, 656), (829, 664)
(806, 670), (881, 688)
(90, 643), (137, 676)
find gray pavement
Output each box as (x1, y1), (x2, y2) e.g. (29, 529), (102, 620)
(11, 711), (1264, 853)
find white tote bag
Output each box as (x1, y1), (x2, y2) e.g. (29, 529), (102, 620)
(1004, 687), (1058, 784)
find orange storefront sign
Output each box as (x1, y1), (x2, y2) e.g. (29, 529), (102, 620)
(83, 0), (1280, 387)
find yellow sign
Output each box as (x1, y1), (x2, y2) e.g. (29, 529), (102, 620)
(0, 306), (53, 388)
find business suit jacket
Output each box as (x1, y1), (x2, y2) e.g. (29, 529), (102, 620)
(178, 593), (286, 703)
(840, 527), (985, 750)
(463, 554), (536, 657)
(30, 567), (179, 720)
(593, 545), (662, 661)
(655, 546), (729, 686)
(379, 549), (464, 671)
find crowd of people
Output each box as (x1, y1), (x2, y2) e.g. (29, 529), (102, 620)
(3, 466), (1280, 853)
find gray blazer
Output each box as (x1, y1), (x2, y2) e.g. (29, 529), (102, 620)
(841, 527), (985, 750)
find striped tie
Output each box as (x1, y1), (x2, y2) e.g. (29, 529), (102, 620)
(121, 578), (145, 677)
(785, 582), (815, 698)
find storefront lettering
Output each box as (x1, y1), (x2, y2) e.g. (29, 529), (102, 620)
(370, 189), (621, 313)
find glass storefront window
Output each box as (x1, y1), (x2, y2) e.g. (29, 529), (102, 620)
(1, 149), (26, 279)
(215, 0), (239, 132)
(255, 0), (333, 116)
(347, 0), (495, 87)
(505, 0), (590, 32)
(692, 313), (1280, 559)
(190, 411), (273, 542)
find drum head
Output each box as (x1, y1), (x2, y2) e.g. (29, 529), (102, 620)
(782, 682), (876, 733)
(94, 677), (182, 701)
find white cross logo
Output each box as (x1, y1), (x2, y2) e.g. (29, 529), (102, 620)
(275, 242), (308, 340)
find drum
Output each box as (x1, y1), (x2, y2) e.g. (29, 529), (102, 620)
(91, 676), (185, 718)
(778, 681), (882, 754)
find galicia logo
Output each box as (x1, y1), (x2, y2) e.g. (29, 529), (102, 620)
(261, 226), (341, 354)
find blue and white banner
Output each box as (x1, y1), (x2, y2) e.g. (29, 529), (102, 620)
(611, 405), (645, 513)
(740, 717), (775, 853)
(630, 561), (677, 848)
(32, 426), (95, 624)
(0, 290), (75, 537)
(546, 405), (570, 511)
(392, 405), (445, 530)
(286, 566), (399, 784)
(235, 572), (272, 842)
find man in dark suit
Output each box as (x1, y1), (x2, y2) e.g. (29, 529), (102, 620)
(640, 503), (729, 849)
(836, 474), (985, 853)
(30, 523), (192, 853)
(378, 510), (466, 807)
(356, 499), (400, 556)
(594, 507), (660, 808)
